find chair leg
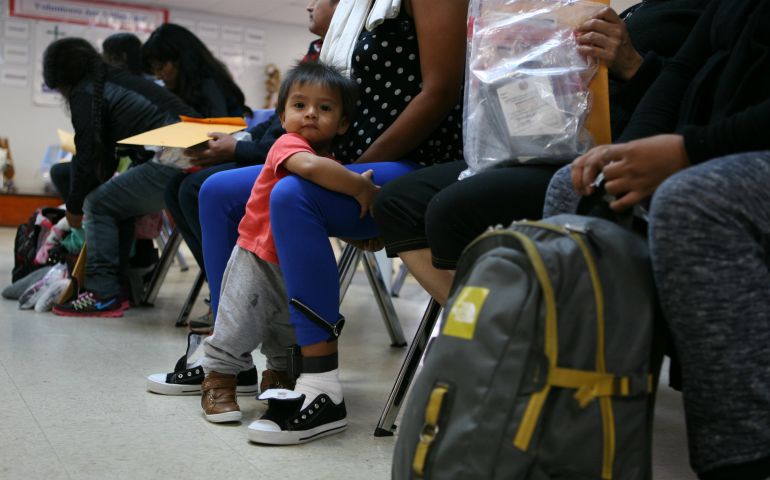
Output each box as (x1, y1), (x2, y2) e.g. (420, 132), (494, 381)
(390, 262), (410, 298)
(337, 243), (363, 303)
(142, 228), (182, 306)
(374, 298), (442, 436)
(362, 251), (407, 347)
(175, 270), (205, 327)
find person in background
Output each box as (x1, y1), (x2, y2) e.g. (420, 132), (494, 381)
(102, 32), (143, 76)
(49, 32), (148, 202)
(42, 38), (197, 317)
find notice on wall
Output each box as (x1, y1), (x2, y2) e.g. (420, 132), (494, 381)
(4, 20), (29, 39)
(245, 50), (264, 67)
(1, 66), (29, 87)
(10, 0), (167, 32)
(244, 27), (265, 45)
(197, 21), (219, 40)
(221, 24), (243, 43)
(3, 43), (28, 64)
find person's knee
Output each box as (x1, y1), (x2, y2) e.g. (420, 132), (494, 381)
(177, 175), (202, 213)
(269, 176), (305, 214)
(372, 180), (410, 226)
(424, 192), (457, 243)
(82, 186), (114, 216)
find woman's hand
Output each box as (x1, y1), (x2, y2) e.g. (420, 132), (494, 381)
(185, 132), (237, 167)
(353, 169), (381, 218)
(572, 134), (690, 210)
(576, 7), (643, 81)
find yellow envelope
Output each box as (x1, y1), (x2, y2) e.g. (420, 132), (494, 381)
(57, 129), (76, 154)
(118, 118), (246, 148)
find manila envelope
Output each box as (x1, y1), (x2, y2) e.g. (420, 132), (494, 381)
(117, 116), (247, 149)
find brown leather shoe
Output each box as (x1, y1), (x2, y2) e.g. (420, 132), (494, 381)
(260, 370), (296, 392)
(201, 372), (242, 423)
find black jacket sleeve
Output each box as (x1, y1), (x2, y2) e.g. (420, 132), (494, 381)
(67, 87), (103, 215)
(233, 114), (285, 166)
(617, 0), (716, 143)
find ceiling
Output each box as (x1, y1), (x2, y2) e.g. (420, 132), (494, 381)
(127, 0), (312, 26)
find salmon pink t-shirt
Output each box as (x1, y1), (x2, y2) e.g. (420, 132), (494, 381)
(237, 133), (330, 264)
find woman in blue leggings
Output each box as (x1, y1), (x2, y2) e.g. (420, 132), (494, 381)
(198, 0), (469, 443)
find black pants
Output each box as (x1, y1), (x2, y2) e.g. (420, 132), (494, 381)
(373, 161), (559, 269)
(50, 161), (71, 203)
(163, 162), (240, 276)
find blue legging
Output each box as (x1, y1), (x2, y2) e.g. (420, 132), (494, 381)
(270, 161), (419, 345)
(199, 165), (263, 316)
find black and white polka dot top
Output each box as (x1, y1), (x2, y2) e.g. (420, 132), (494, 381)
(334, 8), (464, 166)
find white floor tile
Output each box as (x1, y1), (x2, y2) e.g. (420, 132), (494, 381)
(0, 226), (695, 479)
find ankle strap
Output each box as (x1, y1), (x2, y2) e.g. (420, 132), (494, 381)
(288, 345), (338, 377)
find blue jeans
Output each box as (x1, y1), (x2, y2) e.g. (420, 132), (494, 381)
(199, 165), (263, 316)
(83, 161), (180, 298)
(270, 161), (419, 345)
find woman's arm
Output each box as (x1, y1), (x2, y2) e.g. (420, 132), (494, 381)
(285, 152), (380, 217)
(356, 0), (468, 164)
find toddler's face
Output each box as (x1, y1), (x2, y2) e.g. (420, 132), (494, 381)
(281, 82), (349, 150)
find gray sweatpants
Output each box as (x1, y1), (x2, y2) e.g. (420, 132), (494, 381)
(542, 164), (581, 218)
(202, 245), (295, 376)
(649, 152), (770, 474)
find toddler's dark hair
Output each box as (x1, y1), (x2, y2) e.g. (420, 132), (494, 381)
(276, 61), (358, 122)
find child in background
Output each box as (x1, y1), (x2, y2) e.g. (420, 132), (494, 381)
(200, 61), (373, 432)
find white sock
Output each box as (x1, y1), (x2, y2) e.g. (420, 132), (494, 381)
(294, 369), (343, 409)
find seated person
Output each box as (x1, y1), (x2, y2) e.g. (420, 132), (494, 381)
(42, 38), (198, 317)
(372, 0), (708, 304)
(199, 61), (367, 426)
(152, 1), (338, 331)
(547, 1), (770, 478)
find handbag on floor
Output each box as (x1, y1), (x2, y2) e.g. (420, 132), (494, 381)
(392, 214), (659, 479)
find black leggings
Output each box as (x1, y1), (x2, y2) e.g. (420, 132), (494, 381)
(373, 161), (559, 269)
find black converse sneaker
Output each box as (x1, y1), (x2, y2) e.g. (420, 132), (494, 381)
(145, 333), (259, 396)
(247, 389), (347, 445)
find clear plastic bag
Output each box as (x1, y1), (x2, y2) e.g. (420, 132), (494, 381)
(462, 0), (605, 177)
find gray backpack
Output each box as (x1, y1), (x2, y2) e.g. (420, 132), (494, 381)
(392, 214), (659, 479)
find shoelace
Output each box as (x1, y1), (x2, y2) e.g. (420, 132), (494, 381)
(71, 292), (96, 310)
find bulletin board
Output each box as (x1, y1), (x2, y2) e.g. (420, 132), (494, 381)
(0, 0), (271, 108)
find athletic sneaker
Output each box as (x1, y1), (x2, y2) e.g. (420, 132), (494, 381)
(52, 290), (124, 318)
(247, 390), (347, 445)
(187, 309), (213, 334)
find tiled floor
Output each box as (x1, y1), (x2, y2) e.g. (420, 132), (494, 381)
(0, 227), (695, 479)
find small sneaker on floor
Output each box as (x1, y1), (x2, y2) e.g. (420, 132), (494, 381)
(201, 372), (242, 423)
(52, 290), (125, 317)
(247, 390), (347, 445)
(146, 333), (260, 396)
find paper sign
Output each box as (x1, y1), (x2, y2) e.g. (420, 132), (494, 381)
(1, 67), (29, 87)
(197, 21), (219, 40)
(221, 24), (243, 43)
(4, 20), (30, 40)
(3, 43), (29, 64)
(496, 76), (566, 137)
(244, 27), (265, 45)
(118, 121), (245, 149)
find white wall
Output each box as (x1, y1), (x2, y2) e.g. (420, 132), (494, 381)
(0, 1), (312, 194)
